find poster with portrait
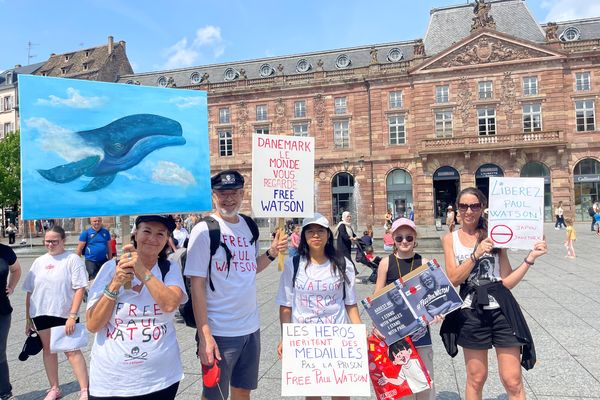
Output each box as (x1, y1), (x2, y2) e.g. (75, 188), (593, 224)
(400, 259), (463, 323)
(367, 334), (431, 400)
(361, 282), (426, 346)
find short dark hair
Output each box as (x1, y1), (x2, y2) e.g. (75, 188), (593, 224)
(48, 225), (66, 240)
(388, 339), (410, 359)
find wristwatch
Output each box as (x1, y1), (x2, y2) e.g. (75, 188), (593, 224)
(143, 273), (153, 282)
(265, 249), (276, 261)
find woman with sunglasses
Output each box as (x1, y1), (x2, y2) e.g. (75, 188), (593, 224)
(22, 225), (89, 400)
(441, 187), (547, 400)
(373, 218), (436, 400)
(276, 213), (361, 400)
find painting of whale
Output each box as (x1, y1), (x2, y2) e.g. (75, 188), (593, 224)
(18, 75), (211, 219)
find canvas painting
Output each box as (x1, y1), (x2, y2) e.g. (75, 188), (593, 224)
(18, 75), (211, 219)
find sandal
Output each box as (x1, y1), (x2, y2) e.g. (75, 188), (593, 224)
(43, 387), (62, 400)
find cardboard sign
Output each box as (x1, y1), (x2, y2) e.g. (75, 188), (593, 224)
(281, 323), (370, 397)
(18, 75), (211, 219)
(488, 177), (544, 249)
(251, 134), (314, 218)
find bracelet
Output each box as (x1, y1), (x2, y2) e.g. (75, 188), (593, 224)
(470, 252), (478, 263)
(523, 257), (534, 266)
(265, 249), (276, 261)
(68, 313), (77, 320)
(143, 273), (153, 282)
(103, 286), (118, 301)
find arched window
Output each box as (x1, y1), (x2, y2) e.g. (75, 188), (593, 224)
(520, 161), (551, 221)
(331, 172), (355, 224)
(386, 169), (413, 219)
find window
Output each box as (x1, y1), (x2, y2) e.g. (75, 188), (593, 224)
(219, 108), (230, 124)
(478, 81), (493, 99)
(255, 126), (269, 135)
(388, 115), (406, 145)
(560, 27), (581, 42)
(576, 72), (591, 91)
(333, 120), (350, 148)
(523, 77), (538, 96)
(256, 105), (268, 121)
(293, 123), (309, 136)
(523, 103), (542, 132)
(477, 108), (496, 136)
(218, 130), (233, 156)
(3, 122), (13, 136)
(575, 99), (595, 132)
(435, 85), (449, 103)
(389, 91), (403, 109)
(435, 110), (453, 138)
(334, 97), (347, 114)
(2, 96), (13, 111)
(294, 101), (306, 118)
(82, 63), (88, 71)
(61, 67), (67, 75)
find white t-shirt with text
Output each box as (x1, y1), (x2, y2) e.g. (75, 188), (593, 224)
(185, 214), (260, 337)
(86, 259), (187, 397)
(22, 252), (87, 318)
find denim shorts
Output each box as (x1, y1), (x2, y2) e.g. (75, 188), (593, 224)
(203, 329), (261, 400)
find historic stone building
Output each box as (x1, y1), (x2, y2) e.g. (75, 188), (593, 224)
(0, 63), (44, 137)
(120, 0), (600, 227)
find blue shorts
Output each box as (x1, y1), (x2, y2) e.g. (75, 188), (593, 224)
(203, 329), (261, 400)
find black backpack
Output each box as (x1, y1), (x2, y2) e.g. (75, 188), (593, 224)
(291, 255), (348, 300)
(589, 207), (596, 217)
(179, 214), (259, 328)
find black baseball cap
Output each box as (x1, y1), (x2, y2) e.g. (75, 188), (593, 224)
(19, 331), (43, 361)
(211, 170), (245, 190)
(135, 215), (176, 232)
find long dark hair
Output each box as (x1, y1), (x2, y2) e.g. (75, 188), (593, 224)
(297, 225), (349, 284)
(456, 187), (495, 252)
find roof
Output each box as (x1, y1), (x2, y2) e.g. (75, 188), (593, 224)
(118, 40), (418, 87)
(424, 0), (546, 55)
(542, 17), (600, 42)
(0, 62), (45, 88)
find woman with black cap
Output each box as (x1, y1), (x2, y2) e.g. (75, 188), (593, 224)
(86, 215), (188, 400)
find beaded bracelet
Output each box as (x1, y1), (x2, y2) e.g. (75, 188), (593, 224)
(103, 286), (118, 301)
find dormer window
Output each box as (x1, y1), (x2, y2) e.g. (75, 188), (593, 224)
(61, 67), (67, 75)
(64, 55), (70, 62)
(560, 27), (581, 42)
(85, 50), (91, 57)
(82, 63), (88, 71)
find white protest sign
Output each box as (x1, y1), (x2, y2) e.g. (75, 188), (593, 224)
(281, 323), (370, 397)
(252, 134), (314, 218)
(488, 177), (544, 249)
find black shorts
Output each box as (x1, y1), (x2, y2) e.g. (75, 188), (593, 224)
(85, 260), (106, 280)
(31, 315), (74, 331)
(456, 307), (525, 349)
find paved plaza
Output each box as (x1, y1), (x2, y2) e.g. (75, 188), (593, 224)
(3, 223), (600, 399)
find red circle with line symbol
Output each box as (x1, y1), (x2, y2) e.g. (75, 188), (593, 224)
(490, 225), (513, 244)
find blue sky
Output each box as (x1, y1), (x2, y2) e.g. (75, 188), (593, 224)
(1, 0), (600, 74)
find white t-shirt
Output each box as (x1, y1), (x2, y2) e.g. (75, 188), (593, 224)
(86, 259), (188, 397)
(185, 214), (260, 337)
(276, 256), (357, 324)
(173, 228), (189, 249)
(22, 252), (87, 318)
(398, 359), (430, 393)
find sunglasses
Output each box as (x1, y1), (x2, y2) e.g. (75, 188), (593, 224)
(458, 203), (482, 212)
(394, 235), (414, 243)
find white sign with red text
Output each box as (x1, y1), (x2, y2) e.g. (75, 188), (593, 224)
(252, 134), (314, 218)
(487, 177), (544, 250)
(281, 323), (370, 397)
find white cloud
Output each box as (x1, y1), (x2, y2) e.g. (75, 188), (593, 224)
(541, 0), (600, 21)
(26, 117), (103, 162)
(162, 25), (226, 69)
(152, 161), (196, 187)
(169, 96), (205, 108)
(36, 87), (107, 109)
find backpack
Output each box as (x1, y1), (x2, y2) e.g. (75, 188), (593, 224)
(179, 214), (259, 328)
(589, 207), (596, 217)
(291, 255), (348, 300)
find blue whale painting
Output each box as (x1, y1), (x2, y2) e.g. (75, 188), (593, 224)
(18, 75), (211, 219)
(38, 114), (186, 191)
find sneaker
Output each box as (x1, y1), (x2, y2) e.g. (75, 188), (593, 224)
(43, 388), (62, 400)
(554, 227), (559, 230)
(0, 392), (15, 400)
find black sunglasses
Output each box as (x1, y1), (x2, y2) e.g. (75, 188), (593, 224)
(458, 203), (482, 212)
(394, 235), (414, 243)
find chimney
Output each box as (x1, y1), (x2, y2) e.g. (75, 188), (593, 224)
(108, 36), (114, 54)
(119, 40), (126, 52)
(14, 64), (22, 68)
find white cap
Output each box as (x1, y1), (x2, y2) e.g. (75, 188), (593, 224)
(301, 212), (330, 229)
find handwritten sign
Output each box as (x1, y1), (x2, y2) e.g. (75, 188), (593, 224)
(281, 323), (370, 397)
(488, 177), (544, 249)
(252, 134), (314, 218)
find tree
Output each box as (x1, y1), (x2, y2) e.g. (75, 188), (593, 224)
(0, 131), (21, 220)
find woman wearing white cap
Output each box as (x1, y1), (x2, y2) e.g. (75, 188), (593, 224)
(276, 213), (361, 399)
(373, 218), (437, 400)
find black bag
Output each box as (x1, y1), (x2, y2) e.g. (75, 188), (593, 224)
(589, 207), (596, 217)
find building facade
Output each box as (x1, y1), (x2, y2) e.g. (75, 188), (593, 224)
(119, 0), (600, 227)
(0, 63), (44, 137)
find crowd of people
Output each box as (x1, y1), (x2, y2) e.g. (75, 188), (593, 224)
(0, 168), (580, 400)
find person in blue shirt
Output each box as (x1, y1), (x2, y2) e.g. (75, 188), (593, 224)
(76, 217), (112, 280)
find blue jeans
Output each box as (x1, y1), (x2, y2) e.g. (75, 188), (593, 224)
(0, 313), (12, 396)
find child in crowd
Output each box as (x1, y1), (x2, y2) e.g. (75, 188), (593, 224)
(564, 217), (576, 259)
(109, 230), (117, 259)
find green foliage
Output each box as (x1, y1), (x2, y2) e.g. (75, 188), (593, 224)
(0, 130), (21, 210)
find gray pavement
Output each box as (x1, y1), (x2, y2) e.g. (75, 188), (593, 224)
(2, 223), (599, 399)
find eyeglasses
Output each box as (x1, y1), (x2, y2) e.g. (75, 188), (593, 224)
(175, 220), (182, 223)
(44, 240), (60, 245)
(394, 235), (414, 243)
(458, 203), (482, 212)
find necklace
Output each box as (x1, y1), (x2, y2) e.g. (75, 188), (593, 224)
(393, 253), (416, 278)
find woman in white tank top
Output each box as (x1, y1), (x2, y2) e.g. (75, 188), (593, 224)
(441, 187), (547, 400)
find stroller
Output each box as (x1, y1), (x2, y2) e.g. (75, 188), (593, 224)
(354, 238), (382, 284)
